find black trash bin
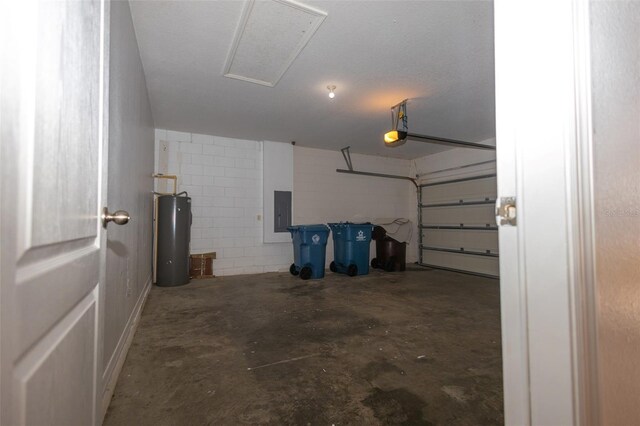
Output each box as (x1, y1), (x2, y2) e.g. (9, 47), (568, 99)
(370, 225), (407, 272)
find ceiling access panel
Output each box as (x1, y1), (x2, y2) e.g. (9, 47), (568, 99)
(223, 0), (327, 87)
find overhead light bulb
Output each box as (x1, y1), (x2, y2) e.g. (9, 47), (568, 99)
(327, 85), (336, 99)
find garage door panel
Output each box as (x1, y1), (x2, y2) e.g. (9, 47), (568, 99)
(423, 229), (499, 252)
(422, 206), (496, 225)
(422, 251), (500, 277)
(422, 177), (497, 202)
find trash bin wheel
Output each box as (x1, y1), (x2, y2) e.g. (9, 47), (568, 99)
(289, 263), (299, 276)
(329, 261), (338, 273)
(347, 264), (358, 277)
(371, 258), (378, 269)
(384, 257), (396, 272)
(300, 266), (312, 280)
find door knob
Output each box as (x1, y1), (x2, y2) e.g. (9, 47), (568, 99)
(102, 207), (130, 228)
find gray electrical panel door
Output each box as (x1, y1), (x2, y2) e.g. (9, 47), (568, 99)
(274, 191), (292, 232)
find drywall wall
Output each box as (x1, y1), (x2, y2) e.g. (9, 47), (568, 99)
(154, 130), (291, 276)
(590, 2), (640, 423)
(292, 146), (417, 266)
(413, 142), (498, 276)
(413, 143), (496, 180)
(103, 0), (155, 408)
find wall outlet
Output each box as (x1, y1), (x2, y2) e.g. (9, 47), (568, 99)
(257, 214), (262, 221)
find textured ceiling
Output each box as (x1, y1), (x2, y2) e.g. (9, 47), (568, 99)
(130, 0), (495, 159)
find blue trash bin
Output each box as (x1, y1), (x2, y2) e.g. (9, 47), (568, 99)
(287, 224), (330, 280)
(327, 222), (374, 276)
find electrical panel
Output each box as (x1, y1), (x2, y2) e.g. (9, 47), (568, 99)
(274, 190), (292, 232)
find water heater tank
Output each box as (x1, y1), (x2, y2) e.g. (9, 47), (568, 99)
(156, 194), (191, 286)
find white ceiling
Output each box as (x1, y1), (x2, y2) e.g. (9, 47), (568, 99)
(130, 0), (495, 159)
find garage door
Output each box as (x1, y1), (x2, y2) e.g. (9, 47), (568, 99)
(418, 173), (499, 278)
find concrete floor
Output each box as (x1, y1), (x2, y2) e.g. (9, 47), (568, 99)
(104, 267), (503, 425)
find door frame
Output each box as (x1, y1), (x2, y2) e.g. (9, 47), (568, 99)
(494, 0), (599, 424)
(96, 0), (111, 422)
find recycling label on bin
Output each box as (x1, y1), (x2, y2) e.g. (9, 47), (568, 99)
(312, 234), (320, 244)
(356, 230), (366, 241)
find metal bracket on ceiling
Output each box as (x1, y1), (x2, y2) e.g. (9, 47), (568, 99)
(337, 146), (418, 188)
(341, 146), (353, 171)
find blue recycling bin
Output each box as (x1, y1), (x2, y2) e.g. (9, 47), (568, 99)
(287, 224), (330, 280)
(327, 222), (374, 276)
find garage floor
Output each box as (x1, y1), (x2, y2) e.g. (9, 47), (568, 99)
(104, 267), (503, 425)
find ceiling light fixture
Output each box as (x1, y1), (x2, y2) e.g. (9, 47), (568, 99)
(327, 85), (336, 99)
(384, 100), (408, 147)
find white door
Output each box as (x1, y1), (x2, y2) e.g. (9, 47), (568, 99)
(495, 1), (596, 424)
(1, 0), (114, 424)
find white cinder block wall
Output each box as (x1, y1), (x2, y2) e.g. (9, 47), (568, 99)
(154, 129), (421, 276)
(154, 129), (291, 276)
(293, 146), (418, 265)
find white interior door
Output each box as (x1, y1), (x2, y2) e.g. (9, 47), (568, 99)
(1, 0), (109, 424)
(495, 1), (595, 424)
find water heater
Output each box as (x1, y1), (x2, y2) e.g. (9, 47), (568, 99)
(156, 193), (191, 286)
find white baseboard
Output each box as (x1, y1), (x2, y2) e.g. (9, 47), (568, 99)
(100, 276), (152, 423)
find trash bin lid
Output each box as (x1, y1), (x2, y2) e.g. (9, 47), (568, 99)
(372, 225), (387, 240)
(327, 222), (373, 228)
(287, 224), (329, 232)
